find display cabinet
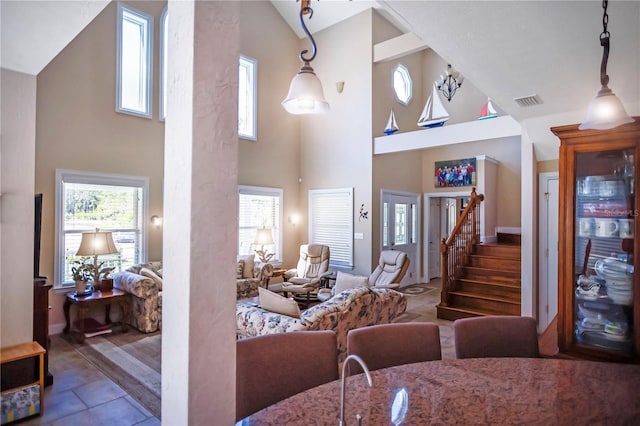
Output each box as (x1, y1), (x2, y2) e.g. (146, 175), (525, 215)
(553, 119), (639, 363)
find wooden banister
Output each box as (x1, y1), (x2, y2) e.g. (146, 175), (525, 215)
(440, 188), (484, 307)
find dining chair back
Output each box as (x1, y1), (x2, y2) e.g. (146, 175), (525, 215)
(236, 330), (339, 420)
(346, 322), (441, 375)
(454, 315), (540, 359)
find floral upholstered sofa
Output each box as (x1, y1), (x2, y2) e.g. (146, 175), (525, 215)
(113, 261), (163, 333)
(236, 255), (273, 299)
(236, 286), (407, 361)
(113, 257), (272, 333)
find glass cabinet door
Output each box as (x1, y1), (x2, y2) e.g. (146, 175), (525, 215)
(574, 148), (635, 358)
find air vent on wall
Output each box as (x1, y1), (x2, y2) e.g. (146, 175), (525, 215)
(513, 94), (542, 107)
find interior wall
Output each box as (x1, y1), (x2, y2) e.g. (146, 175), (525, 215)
(0, 69), (37, 347)
(537, 159), (559, 173)
(299, 10), (374, 274)
(238, 1), (301, 268)
(421, 136), (521, 228)
(35, 1), (166, 330)
(371, 11), (423, 270)
(421, 49), (505, 126)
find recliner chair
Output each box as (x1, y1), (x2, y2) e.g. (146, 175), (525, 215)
(279, 244), (330, 306)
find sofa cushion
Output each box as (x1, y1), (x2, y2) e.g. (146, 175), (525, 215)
(333, 271), (368, 295)
(236, 262), (245, 279)
(238, 255), (255, 279)
(140, 267), (163, 290)
(258, 287), (301, 318)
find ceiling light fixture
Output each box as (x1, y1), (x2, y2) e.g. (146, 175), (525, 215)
(579, 0), (634, 130)
(281, 0), (329, 114)
(435, 64), (463, 102)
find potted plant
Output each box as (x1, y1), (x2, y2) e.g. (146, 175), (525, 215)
(71, 258), (91, 294)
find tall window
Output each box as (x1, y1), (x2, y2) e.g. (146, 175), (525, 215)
(116, 3), (153, 118)
(159, 6), (168, 121)
(55, 170), (149, 289)
(309, 188), (354, 267)
(238, 56), (257, 140)
(238, 186), (282, 261)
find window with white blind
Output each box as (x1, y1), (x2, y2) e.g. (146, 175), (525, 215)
(116, 3), (153, 118)
(55, 170), (149, 289)
(238, 186), (282, 261)
(309, 188), (353, 267)
(238, 55), (257, 140)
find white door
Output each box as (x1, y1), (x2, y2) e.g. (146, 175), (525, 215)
(539, 173), (559, 331)
(381, 191), (420, 286)
(428, 198), (441, 279)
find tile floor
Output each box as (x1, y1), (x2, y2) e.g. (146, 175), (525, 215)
(21, 280), (449, 425)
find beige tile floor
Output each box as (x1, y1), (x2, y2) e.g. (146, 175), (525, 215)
(21, 279), (449, 425)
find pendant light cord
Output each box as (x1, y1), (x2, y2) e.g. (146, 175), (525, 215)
(599, 0), (610, 88)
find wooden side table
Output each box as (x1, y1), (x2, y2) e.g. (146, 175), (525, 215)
(63, 289), (129, 343)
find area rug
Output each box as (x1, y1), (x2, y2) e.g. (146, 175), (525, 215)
(397, 283), (436, 296)
(73, 331), (161, 418)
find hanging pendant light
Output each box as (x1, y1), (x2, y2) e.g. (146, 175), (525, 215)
(282, 0), (329, 114)
(579, 0), (634, 130)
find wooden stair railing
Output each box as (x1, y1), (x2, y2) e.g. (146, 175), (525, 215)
(439, 188), (484, 307)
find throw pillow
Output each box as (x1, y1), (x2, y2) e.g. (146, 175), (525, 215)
(333, 271), (368, 295)
(258, 287), (301, 318)
(238, 255), (255, 279)
(140, 267), (163, 290)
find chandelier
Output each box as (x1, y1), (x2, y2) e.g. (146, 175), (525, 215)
(435, 64), (464, 102)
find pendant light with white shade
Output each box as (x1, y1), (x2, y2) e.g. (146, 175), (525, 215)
(579, 0), (634, 130)
(282, 0), (329, 115)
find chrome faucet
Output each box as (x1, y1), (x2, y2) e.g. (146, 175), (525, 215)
(339, 354), (373, 426)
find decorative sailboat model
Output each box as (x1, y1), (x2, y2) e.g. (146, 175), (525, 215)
(383, 109), (399, 135)
(478, 97), (498, 120)
(417, 84), (450, 128)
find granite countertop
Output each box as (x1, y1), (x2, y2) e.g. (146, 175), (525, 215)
(238, 358), (640, 425)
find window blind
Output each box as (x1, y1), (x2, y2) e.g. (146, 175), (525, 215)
(309, 188), (353, 267)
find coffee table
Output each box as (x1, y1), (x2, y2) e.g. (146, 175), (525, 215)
(63, 289), (130, 343)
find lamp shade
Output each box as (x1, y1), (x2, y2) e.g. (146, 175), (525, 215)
(282, 67), (329, 115)
(253, 228), (274, 246)
(579, 87), (635, 130)
(76, 231), (119, 257)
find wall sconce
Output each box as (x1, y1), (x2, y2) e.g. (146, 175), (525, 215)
(579, 0), (634, 130)
(288, 214), (300, 226)
(336, 81), (345, 94)
(150, 215), (163, 228)
(281, 0), (329, 114)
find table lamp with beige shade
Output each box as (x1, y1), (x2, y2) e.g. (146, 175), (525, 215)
(253, 228), (275, 263)
(76, 230), (119, 292)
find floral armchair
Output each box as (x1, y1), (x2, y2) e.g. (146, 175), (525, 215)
(236, 255), (273, 299)
(236, 286), (407, 362)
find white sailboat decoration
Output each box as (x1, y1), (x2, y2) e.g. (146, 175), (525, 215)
(384, 109), (399, 135)
(417, 84), (450, 128)
(478, 97), (498, 120)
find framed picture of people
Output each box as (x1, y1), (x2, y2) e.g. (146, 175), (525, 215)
(435, 157), (476, 188)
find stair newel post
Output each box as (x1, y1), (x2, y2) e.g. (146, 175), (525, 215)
(440, 238), (449, 306)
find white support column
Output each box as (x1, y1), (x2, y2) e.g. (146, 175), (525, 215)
(162, 1), (239, 424)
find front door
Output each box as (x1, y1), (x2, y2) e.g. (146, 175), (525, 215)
(381, 191), (420, 286)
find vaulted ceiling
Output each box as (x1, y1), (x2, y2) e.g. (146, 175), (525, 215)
(3, 1), (639, 159)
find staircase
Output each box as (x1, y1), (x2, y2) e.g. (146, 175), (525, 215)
(437, 241), (521, 321)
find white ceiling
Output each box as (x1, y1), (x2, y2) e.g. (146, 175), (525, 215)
(2, 1), (639, 159)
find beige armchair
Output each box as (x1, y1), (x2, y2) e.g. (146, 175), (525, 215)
(280, 244), (330, 306)
(317, 250), (410, 302)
